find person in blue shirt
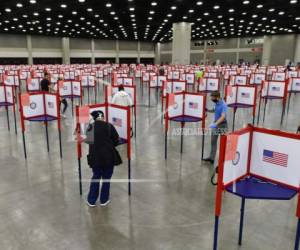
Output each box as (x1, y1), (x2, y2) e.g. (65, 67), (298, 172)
(203, 91), (228, 164)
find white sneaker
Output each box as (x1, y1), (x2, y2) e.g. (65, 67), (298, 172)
(86, 200), (96, 207)
(100, 200), (111, 207)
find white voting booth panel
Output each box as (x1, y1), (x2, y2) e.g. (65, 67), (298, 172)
(287, 71), (298, 79)
(272, 72), (286, 81)
(116, 77), (134, 86)
(168, 71), (180, 80)
(20, 71), (30, 80)
(223, 132), (250, 186)
(173, 81), (186, 93)
(23, 94), (44, 118)
(45, 94), (58, 117)
(198, 78), (219, 92)
(96, 71), (104, 78)
(226, 86), (238, 105)
(181, 74), (195, 84)
(237, 86), (256, 105)
(142, 72), (150, 82)
(250, 131), (300, 189)
(0, 86), (14, 104)
(4, 75), (20, 87)
(64, 71), (75, 80)
(168, 94), (184, 118)
(81, 76), (95, 87)
(27, 78), (40, 91)
(229, 75), (248, 86)
(250, 73), (265, 85)
(261, 81), (286, 98)
(158, 76), (167, 87)
(288, 78), (300, 92)
(108, 106), (128, 140)
(184, 94), (204, 119)
(206, 72), (218, 78)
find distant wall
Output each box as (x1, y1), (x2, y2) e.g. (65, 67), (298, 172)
(0, 34), (155, 64)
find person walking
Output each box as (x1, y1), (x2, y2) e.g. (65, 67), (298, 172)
(202, 91), (228, 164)
(85, 110), (122, 207)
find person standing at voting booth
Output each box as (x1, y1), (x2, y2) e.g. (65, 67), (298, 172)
(41, 73), (51, 92)
(111, 85), (133, 107)
(203, 91), (228, 164)
(85, 110), (122, 207)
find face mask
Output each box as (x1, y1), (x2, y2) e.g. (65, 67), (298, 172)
(212, 99), (218, 103)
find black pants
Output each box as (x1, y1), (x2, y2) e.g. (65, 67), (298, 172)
(60, 99), (68, 113)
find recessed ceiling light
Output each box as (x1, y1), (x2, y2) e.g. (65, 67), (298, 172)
(78, 0), (85, 2)
(61, 4), (67, 8)
(214, 5), (220, 9)
(197, 1), (203, 5)
(5, 8), (11, 12)
(16, 3), (23, 7)
(30, 0), (36, 3)
(171, 6), (177, 10)
(151, 2), (157, 6)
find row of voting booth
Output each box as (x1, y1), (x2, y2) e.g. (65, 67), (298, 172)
(75, 103), (132, 196)
(213, 125), (300, 250)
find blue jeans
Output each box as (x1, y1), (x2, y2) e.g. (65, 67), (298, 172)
(87, 166), (114, 204)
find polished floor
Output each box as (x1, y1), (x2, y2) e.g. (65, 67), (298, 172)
(0, 78), (299, 250)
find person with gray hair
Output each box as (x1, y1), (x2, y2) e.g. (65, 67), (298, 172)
(85, 110), (122, 207)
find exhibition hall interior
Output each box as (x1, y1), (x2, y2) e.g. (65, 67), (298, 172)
(0, 0), (300, 249)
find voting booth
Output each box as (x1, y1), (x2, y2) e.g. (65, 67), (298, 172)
(58, 80), (83, 116)
(148, 75), (166, 106)
(116, 77), (134, 86)
(105, 85), (137, 136)
(81, 75), (97, 104)
(164, 92), (206, 159)
(257, 80), (288, 125)
(272, 72), (286, 81)
(287, 77), (300, 113)
(75, 103), (132, 196)
(0, 85), (17, 134)
(26, 77), (41, 92)
(19, 92), (62, 159)
(249, 73), (266, 85)
(161, 80), (187, 114)
(225, 85), (257, 131)
(213, 125), (300, 250)
(198, 78), (220, 93)
(229, 75), (248, 86)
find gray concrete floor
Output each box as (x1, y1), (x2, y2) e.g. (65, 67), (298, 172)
(0, 79), (299, 250)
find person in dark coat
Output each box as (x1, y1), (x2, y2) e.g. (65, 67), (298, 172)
(86, 110), (122, 207)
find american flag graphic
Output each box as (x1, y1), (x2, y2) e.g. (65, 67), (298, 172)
(272, 86), (280, 91)
(241, 92), (250, 98)
(175, 87), (182, 91)
(112, 117), (122, 127)
(189, 102), (198, 109)
(209, 81), (216, 86)
(263, 149), (288, 167)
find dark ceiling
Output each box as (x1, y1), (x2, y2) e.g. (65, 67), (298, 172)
(0, 0), (299, 42)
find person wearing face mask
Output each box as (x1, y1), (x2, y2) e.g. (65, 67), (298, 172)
(202, 91), (228, 165)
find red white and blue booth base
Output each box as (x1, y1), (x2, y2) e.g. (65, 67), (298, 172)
(213, 126), (300, 250)
(225, 85), (257, 131)
(19, 92), (62, 159)
(0, 86), (17, 134)
(164, 92), (206, 159)
(76, 103), (132, 196)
